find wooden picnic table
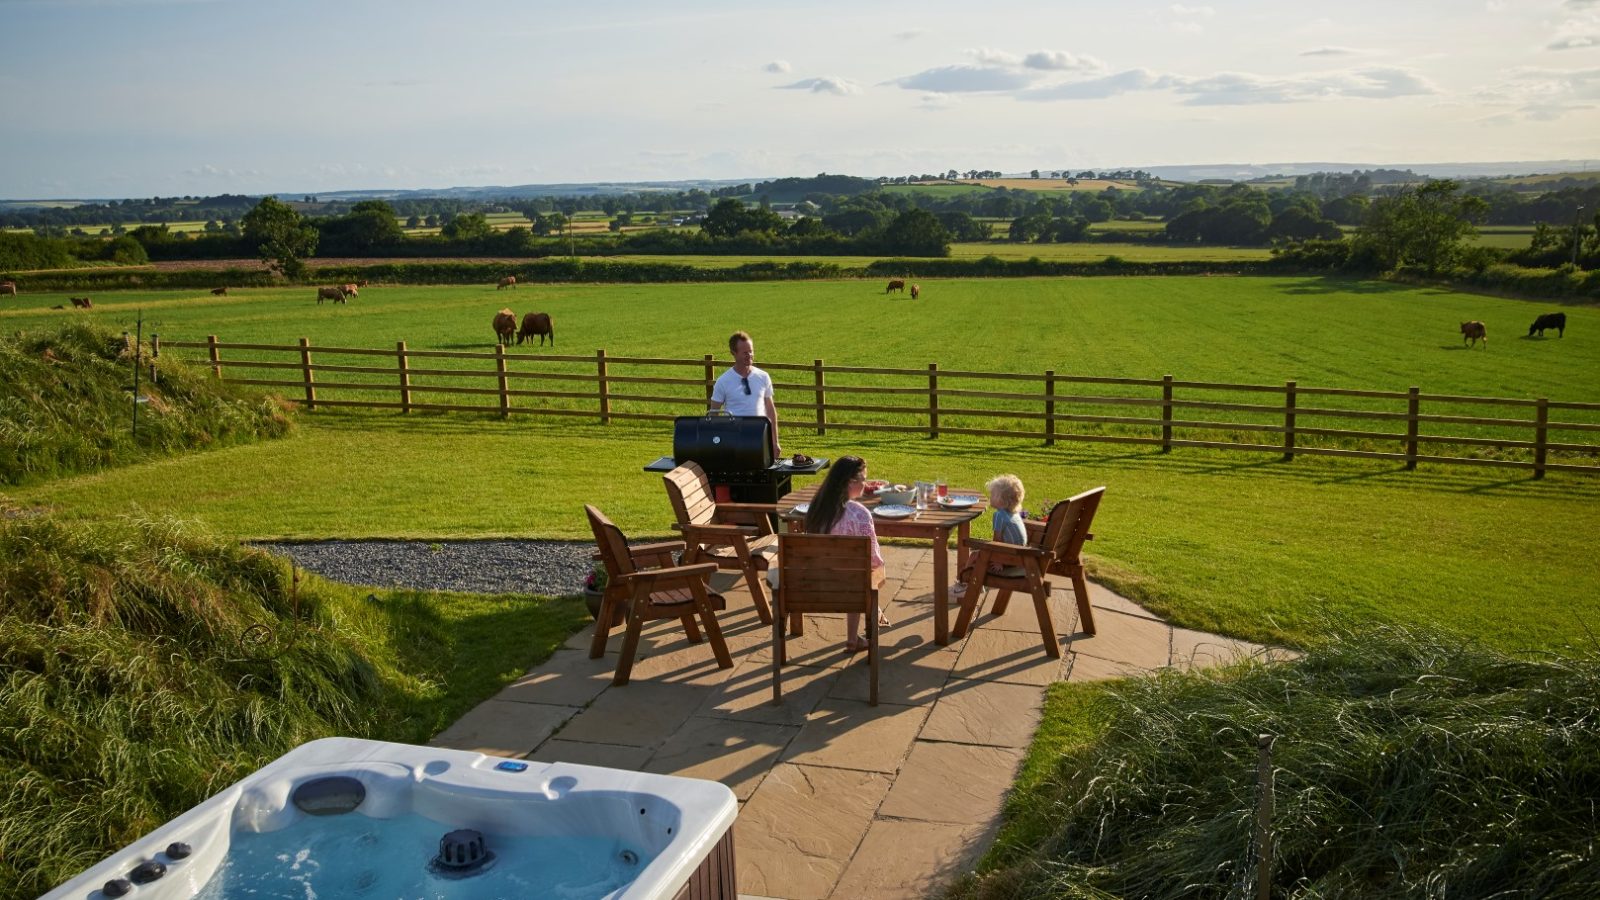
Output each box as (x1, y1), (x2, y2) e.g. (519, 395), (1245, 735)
(776, 485), (989, 646)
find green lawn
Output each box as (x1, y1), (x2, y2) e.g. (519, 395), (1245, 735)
(4, 277), (1598, 655)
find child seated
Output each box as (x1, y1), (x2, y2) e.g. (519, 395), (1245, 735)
(953, 474), (1028, 598)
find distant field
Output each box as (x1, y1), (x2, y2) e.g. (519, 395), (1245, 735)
(888, 178), (1153, 194)
(948, 242), (1272, 261)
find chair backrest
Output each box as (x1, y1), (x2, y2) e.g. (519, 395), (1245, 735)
(585, 504), (636, 580)
(663, 462), (718, 528)
(1046, 487), (1105, 564)
(777, 532), (874, 615)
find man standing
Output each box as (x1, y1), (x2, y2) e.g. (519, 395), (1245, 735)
(708, 330), (781, 457)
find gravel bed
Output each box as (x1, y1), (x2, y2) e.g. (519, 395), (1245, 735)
(251, 539), (596, 597)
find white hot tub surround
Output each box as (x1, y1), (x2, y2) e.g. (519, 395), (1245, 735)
(43, 737), (738, 900)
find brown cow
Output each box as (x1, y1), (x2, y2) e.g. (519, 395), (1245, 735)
(211, 286), (228, 296)
(497, 276), (517, 290)
(341, 283), (359, 299)
(910, 283), (921, 300)
(316, 286), (346, 304)
(492, 308), (517, 345)
(70, 297), (93, 309)
(1460, 320), (1487, 348)
(518, 312), (554, 346)
(0, 281), (17, 297)
(355, 279), (369, 288)
(885, 279), (905, 294)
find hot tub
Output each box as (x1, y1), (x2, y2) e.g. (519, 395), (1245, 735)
(43, 737), (738, 900)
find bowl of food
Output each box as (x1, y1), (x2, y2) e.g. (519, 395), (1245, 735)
(863, 479), (890, 496)
(876, 484), (916, 505)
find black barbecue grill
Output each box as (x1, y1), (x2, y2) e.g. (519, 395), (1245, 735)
(643, 415), (827, 503)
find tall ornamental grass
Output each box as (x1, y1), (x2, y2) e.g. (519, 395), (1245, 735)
(0, 508), (585, 899)
(0, 322), (292, 486)
(958, 625), (1600, 899)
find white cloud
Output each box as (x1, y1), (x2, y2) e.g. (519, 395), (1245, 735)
(1170, 3), (1215, 15)
(1023, 50), (1105, 73)
(1021, 65), (1437, 105)
(968, 47), (1023, 67)
(1476, 65), (1600, 119)
(1566, 0), (1599, 7)
(890, 65), (1036, 93)
(894, 30), (922, 41)
(1549, 35), (1600, 49)
(764, 60), (791, 74)
(1301, 46), (1361, 57)
(776, 76), (860, 96)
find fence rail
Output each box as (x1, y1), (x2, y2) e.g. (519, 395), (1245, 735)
(156, 336), (1600, 478)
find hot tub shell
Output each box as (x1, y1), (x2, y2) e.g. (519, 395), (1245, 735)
(43, 737), (738, 900)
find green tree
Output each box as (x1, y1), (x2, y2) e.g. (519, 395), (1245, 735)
(241, 196), (318, 279)
(319, 200), (406, 254)
(1354, 180), (1488, 273)
(441, 212), (493, 241)
(877, 209), (950, 256)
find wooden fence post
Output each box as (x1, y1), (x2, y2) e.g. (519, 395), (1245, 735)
(207, 334), (222, 379)
(1255, 734), (1276, 900)
(298, 337), (316, 410)
(1283, 380), (1297, 462)
(150, 334), (160, 358)
(597, 348), (611, 424)
(1161, 374), (1174, 452)
(396, 341), (411, 413)
(1405, 387), (1420, 470)
(496, 343), (510, 418)
(928, 362), (940, 439)
(813, 358), (826, 436)
(1534, 398), (1549, 479)
(1044, 369), (1056, 446)
(703, 354), (716, 406)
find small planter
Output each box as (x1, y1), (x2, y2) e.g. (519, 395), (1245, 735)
(583, 588), (606, 621)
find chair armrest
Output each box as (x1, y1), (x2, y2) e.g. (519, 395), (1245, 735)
(1085, 532), (1094, 541)
(619, 562), (719, 587)
(630, 540), (686, 567)
(682, 522), (761, 542)
(962, 537), (1047, 564)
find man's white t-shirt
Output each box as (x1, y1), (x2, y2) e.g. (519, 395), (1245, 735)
(711, 366), (774, 417)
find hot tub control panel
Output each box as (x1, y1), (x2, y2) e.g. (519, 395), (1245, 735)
(494, 761), (528, 773)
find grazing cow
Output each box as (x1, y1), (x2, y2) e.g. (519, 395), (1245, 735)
(1528, 312), (1566, 338)
(497, 276), (517, 290)
(885, 279), (905, 294)
(910, 283), (921, 300)
(0, 281), (16, 297)
(340, 283), (359, 299)
(518, 311), (554, 346)
(70, 297), (93, 309)
(1460, 320), (1487, 348)
(316, 286), (346, 304)
(492, 308), (517, 346)
(355, 279), (369, 288)
(211, 286), (228, 296)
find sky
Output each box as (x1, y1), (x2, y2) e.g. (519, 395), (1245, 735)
(1, 0), (1598, 198)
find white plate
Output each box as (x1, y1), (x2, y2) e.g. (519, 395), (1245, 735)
(874, 504), (916, 519)
(790, 502), (810, 515)
(939, 495), (979, 508)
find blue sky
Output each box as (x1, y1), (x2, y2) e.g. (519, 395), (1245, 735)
(1, 0), (1598, 198)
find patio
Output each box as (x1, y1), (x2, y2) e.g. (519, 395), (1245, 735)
(431, 544), (1280, 900)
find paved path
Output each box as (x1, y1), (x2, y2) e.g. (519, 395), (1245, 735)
(431, 546), (1278, 900)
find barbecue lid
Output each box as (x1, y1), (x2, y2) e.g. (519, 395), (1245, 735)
(672, 415), (773, 472)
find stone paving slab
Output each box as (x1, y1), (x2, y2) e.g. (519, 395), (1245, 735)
(877, 740), (1024, 825)
(437, 543), (1292, 900)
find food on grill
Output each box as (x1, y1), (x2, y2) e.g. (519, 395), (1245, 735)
(790, 453), (814, 466)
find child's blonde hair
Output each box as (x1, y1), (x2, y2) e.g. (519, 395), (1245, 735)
(986, 474), (1024, 512)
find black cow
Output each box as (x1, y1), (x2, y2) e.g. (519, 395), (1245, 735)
(1528, 312), (1567, 338)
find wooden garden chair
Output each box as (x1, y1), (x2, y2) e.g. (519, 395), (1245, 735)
(951, 487), (1105, 658)
(663, 461), (777, 626)
(585, 504), (733, 686)
(772, 532), (880, 705)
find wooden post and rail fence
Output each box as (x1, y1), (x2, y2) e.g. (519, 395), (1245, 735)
(156, 336), (1600, 478)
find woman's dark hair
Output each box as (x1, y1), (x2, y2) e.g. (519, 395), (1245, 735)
(806, 455), (865, 534)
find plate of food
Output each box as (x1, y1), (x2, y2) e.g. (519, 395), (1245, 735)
(786, 453), (815, 467)
(873, 504), (916, 519)
(939, 495), (980, 508)
(790, 502), (810, 515)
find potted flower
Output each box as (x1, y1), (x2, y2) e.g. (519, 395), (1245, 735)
(582, 566), (608, 620)
(1023, 499), (1058, 544)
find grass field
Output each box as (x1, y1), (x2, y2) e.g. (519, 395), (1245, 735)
(3, 277), (1598, 654)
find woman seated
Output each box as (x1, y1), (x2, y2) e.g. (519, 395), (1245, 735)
(802, 454), (890, 652)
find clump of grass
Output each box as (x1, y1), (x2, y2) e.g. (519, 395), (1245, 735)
(0, 510), (587, 899)
(0, 321), (293, 486)
(955, 624), (1600, 899)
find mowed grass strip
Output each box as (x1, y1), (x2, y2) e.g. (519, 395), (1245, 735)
(12, 415), (1600, 655)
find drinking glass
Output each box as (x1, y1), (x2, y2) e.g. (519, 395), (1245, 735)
(914, 482), (929, 511)
(936, 477), (948, 500)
